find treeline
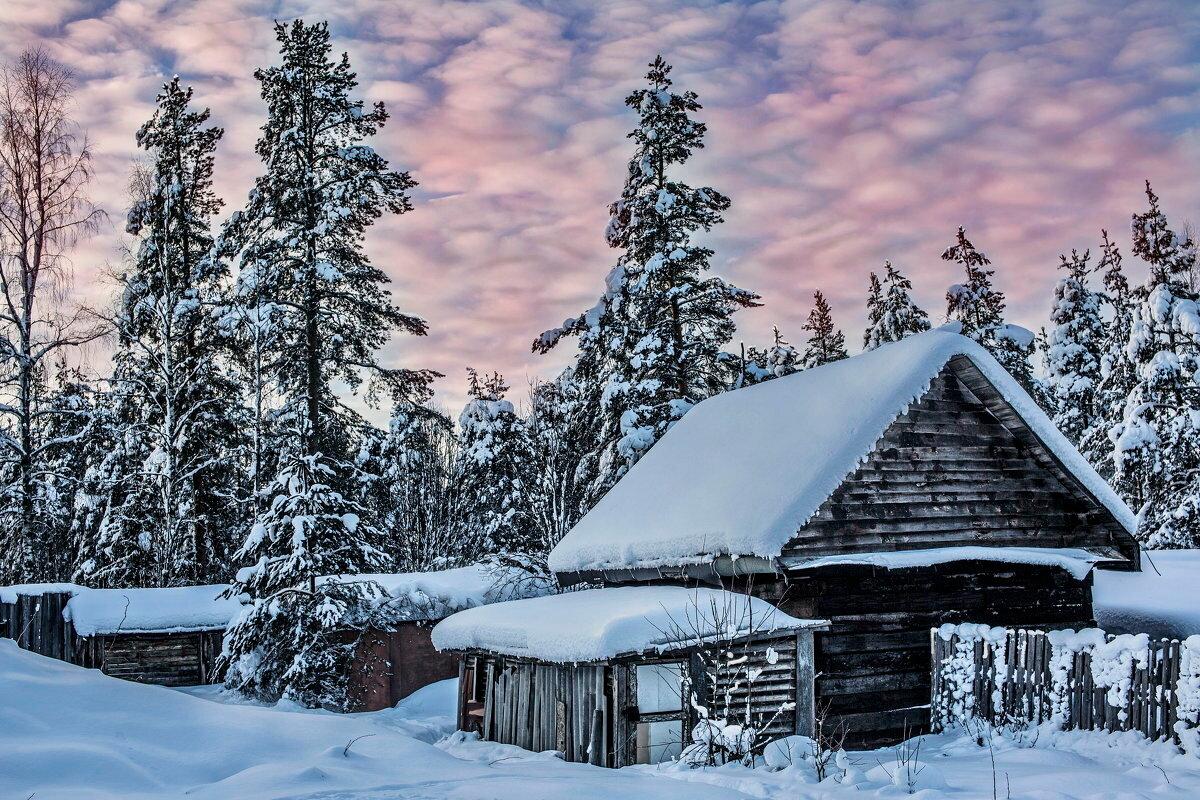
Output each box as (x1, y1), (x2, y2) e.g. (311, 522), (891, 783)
(0, 23), (1195, 705)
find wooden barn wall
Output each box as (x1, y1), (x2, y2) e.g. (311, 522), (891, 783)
(349, 622), (460, 712)
(73, 631), (223, 686)
(709, 634), (807, 742)
(780, 361), (1132, 563)
(751, 562), (1094, 747)
(1, 590), (221, 687)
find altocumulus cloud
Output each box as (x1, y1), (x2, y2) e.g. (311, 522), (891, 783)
(4, 0), (1200, 413)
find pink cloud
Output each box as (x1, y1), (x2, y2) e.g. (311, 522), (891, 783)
(3, 0), (1199, 415)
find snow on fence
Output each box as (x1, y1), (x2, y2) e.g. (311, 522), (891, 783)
(931, 623), (1200, 751)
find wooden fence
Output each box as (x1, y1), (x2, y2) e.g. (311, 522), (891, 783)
(931, 626), (1197, 744)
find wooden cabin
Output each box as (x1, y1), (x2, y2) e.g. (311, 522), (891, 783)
(433, 585), (825, 767)
(0, 584), (236, 685)
(340, 565), (553, 711)
(443, 327), (1140, 754)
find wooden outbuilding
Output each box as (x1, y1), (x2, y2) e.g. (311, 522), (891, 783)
(446, 327), (1140, 754)
(0, 583), (236, 685)
(434, 585), (826, 767)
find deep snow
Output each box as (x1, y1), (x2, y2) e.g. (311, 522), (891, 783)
(1095, 549), (1200, 638)
(4, 637), (1200, 799)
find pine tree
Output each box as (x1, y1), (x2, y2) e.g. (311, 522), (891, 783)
(216, 20), (430, 705)
(534, 56), (758, 502)
(801, 290), (848, 368)
(1045, 249), (1105, 446)
(1113, 182), (1200, 548)
(1080, 231), (1136, 477)
(942, 227), (1036, 390)
(863, 271), (883, 350)
(453, 370), (537, 561)
(864, 262), (930, 351)
(356, 399), (455, 571)
(218, 20), (433, 465)
(88, 78), (247, 587)
(216, 453), (392, 708)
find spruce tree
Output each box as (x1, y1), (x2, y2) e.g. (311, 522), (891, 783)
(534, 57), (758, 502)
(1080, 231), (1136, 477)
(864, 262), (930, 350)
(942, 227), (1036, 390)
(216, 20), (428, 705)
(356, 399), (455, 571)
(217, 453), (392, 708)
(863, 271), (883, 350)
(801, 290), (848, 368)
(453, 370), (538, 561)
(1113, 182), (1200, 548)
(526, 370), (590, 556)
(1046, 249), (1105, 446)
(90, 78), (247, 587)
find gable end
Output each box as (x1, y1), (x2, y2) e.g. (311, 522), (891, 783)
(780, 359), (1138, 568)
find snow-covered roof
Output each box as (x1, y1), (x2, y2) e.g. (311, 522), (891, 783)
(431, 585), (825, 663)
(64, 585), (242, 637)
(548, 326), (1136, 575)
(780, 546), (1112, 581)
(0, 583), (86, 604)
(321, 564), (553, 622)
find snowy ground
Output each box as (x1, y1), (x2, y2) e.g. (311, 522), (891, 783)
(3, 639), (1200, 799)
(1095, 549), (1200, 639)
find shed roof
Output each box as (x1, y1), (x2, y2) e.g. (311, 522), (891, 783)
(431, 586), (825, 663)
(548, 327), (1136, 576)
(64, 585), (241, 636)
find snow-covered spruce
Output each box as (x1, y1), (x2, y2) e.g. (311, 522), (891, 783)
(533, 56), (758, 507)
(863, 262), (930, 351)
(453, 370), (539, 562)
(218, 454), (392, 709)
(1112, 182), (1200, 549)
(355, 399), (456, 572)
(1046, 249), (1105, 448)
(216, 19), (432, 470)
(1079, 230), (1136, 480)
(81, 77), (248, 589)
(943, 226), (1039, 398)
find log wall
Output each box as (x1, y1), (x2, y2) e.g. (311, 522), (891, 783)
(781, 362), (1131, 563)
(1, 589), (222, 686)
(753, 562), (1094, 748)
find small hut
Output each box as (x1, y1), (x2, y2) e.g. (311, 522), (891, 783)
(441, 327), (1140, 751)
(433, 585), (826, 767)
(0, 583), (239, 685)
(339, 564), (553, 711)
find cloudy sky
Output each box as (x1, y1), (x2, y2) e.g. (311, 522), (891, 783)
(5, 0), (1200, 414)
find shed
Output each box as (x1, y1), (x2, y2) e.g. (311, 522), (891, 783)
(541, 326), (1139, 746)
(433, 586), (826, 766)
(333, 564), (553, 711)
(0, 583), (238, 685)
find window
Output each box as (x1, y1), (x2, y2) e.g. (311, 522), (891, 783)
(635, 662), (687, 764)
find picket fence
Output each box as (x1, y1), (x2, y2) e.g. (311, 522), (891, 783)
(931, 624), (1200, 745)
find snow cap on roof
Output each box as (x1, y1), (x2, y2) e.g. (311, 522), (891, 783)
(320, 563), (553, 622)
(431, 585), (824, 663)
(0, 583), (85, 604)
(548, 326), (1136, 575)
(64, 585), (241, 637)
